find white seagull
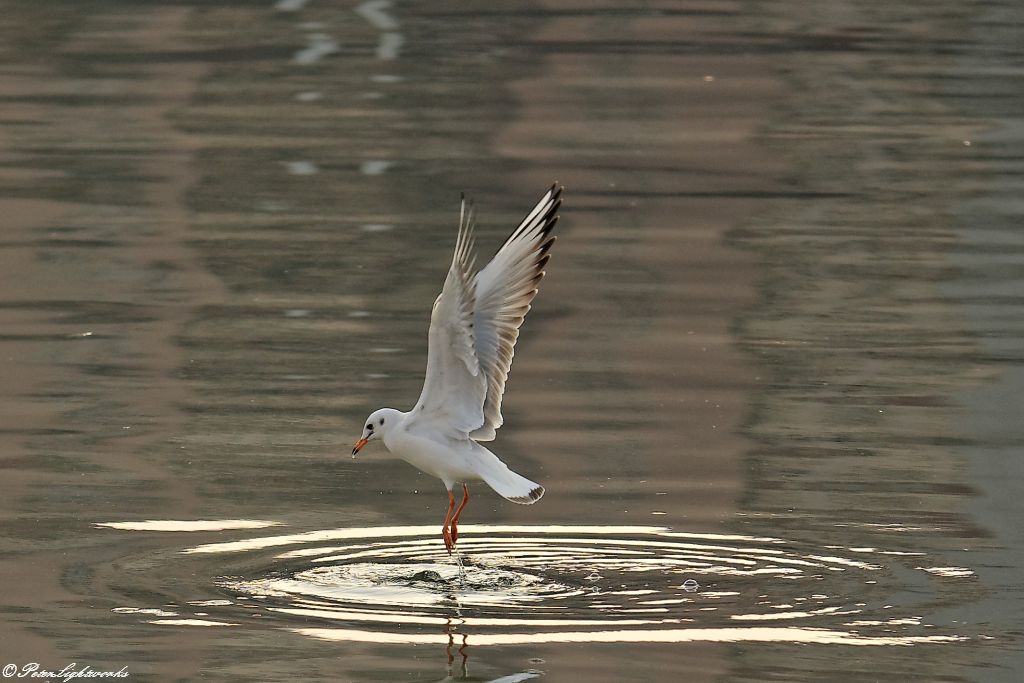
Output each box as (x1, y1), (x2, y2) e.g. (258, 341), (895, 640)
(352, 184), (562, 554)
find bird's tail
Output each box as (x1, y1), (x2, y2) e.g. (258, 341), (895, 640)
(474, 447), (545, 505)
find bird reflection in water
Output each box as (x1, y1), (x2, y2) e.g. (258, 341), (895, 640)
(444, 617), (469, 680)
(441, 615), (545, 683)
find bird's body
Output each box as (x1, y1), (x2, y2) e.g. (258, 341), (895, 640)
(374, 408), (543, 501)
(352, 185), (562, 552)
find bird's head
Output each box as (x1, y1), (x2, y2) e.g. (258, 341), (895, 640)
(352, 408), (400, 455)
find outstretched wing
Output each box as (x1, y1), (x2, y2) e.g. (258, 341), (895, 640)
(469, 184), (562, 441)
(410, 197), (488, 435)
(409, 186), (562, 440)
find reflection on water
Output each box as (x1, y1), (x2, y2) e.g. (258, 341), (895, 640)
(102, 522), (967, 651)
(97, 520), (282, 532)
(1, 0), (1022, 680)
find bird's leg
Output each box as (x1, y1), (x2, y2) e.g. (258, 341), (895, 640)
(442, 489), (456, 554)
(450, 484), (470, 546)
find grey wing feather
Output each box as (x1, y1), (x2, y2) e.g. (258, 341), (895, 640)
(469, 184), (562, 441)
(410, 196), (487, 435)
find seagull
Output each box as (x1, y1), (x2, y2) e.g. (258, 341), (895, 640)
(351, 184), (562, 554)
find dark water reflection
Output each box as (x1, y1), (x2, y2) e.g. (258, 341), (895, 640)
(1, 0), (1022, 681)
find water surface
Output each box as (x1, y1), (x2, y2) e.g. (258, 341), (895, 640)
(1, 1), (1022, 681)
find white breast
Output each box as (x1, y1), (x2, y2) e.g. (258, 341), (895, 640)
(384, 427), (480, 486)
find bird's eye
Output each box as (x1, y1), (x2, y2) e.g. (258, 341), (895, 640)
(379, 418), (385, 425)
(366, 424), (373, 431)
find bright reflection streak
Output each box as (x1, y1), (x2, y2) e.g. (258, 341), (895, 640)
(147, 619), (238, 626)
(185, 525), (673, 554)
(270, 605), (682, 627)
(292, 626), (966, 646)
(918, 566), (974, 578)
(804, 555), (881, 570)
(97, 519), (282, 532)
(659, 531), (784, 543)
(730, 606), (857, 621)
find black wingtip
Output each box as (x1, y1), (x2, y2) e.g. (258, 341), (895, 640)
(508, 485), (546, 505)
(538, 205), (560, 241)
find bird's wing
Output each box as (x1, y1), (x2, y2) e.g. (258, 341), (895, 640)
(468, 184), (561, 441)
(410, 197), (488, 436)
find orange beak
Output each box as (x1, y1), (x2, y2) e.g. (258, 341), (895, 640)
(351, 437), (369, 456)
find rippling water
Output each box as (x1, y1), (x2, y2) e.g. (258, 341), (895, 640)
(97, 521), (969, 663)
(2, 0), (1023, 681)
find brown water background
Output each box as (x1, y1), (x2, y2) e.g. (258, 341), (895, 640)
(1, 1), (1022, 681)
